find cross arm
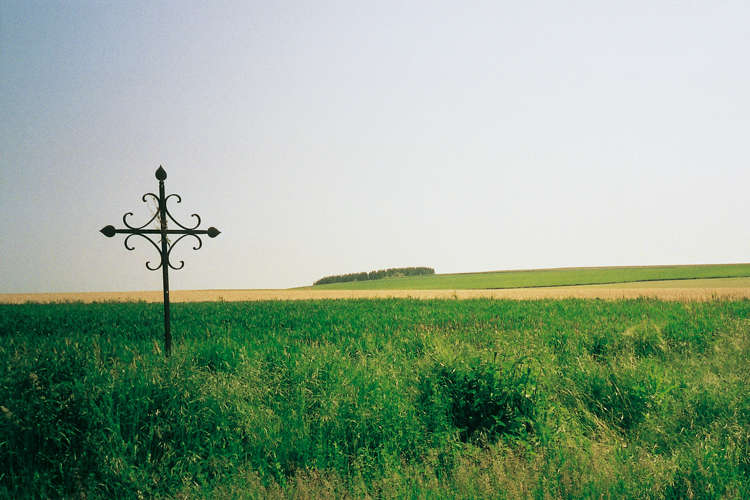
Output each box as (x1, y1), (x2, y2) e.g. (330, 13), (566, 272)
(100, 225), (221, 238)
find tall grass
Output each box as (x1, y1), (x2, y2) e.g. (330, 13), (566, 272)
(1, 298), (749, 498)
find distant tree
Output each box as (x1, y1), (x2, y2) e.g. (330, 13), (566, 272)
(314, 267), (435, 286)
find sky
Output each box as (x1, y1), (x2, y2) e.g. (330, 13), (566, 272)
(1, 1), (750, 293)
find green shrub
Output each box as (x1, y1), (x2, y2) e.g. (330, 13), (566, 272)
(420, 355), (539, 444)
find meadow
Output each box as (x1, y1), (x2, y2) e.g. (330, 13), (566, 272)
(2, 297), (750, 499)
(306, 263), (750, 290)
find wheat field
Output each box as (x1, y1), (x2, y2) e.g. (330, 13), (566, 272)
(4, 285), (750, 304)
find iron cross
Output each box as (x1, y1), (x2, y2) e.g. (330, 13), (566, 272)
(101, 166), (220, 356)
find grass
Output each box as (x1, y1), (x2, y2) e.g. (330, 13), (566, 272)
(305, 263), (750, 290)
(584, 276), (750, 289)
(2, 298), (750, 498)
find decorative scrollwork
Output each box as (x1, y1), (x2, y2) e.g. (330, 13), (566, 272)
(123, 233), (164, 271)
(164, 193), (202, 231)
(101, 166), (220, 273)
(165, 233), (204, 270)
(122, 193), (161, 231)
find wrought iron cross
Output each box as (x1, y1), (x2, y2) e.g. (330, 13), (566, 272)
(101, 166), (220, 356)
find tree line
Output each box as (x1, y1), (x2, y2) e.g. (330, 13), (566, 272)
(313, 267), (435, 286)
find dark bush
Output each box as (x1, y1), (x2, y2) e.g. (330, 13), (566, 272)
(420, 356), (539, 444)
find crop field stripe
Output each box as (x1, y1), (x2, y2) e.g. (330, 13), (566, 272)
(309, 263), (750, 290)
(5, 286), (750, 304)
(4, 264), (750, 305)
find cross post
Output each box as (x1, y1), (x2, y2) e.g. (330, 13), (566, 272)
(101, 166), (220, 356)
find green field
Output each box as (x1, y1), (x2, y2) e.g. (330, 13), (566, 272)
(2, 298), (750, 499)
(307, 263), (750, 290)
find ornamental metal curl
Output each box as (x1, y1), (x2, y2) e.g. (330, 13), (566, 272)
(123, 232), (163, 270)
(101, 166), (220, 356)
(163, 193), (202, 231)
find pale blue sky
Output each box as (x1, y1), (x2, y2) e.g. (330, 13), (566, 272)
(2, 1), (749, 293)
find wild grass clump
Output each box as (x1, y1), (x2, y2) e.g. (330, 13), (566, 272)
(1, 298), (750, 498)
(418, 353), (540, 444)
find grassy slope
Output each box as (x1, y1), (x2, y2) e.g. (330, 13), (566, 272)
(308, 263), (750, 290)
(585, 276), (750, 289)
